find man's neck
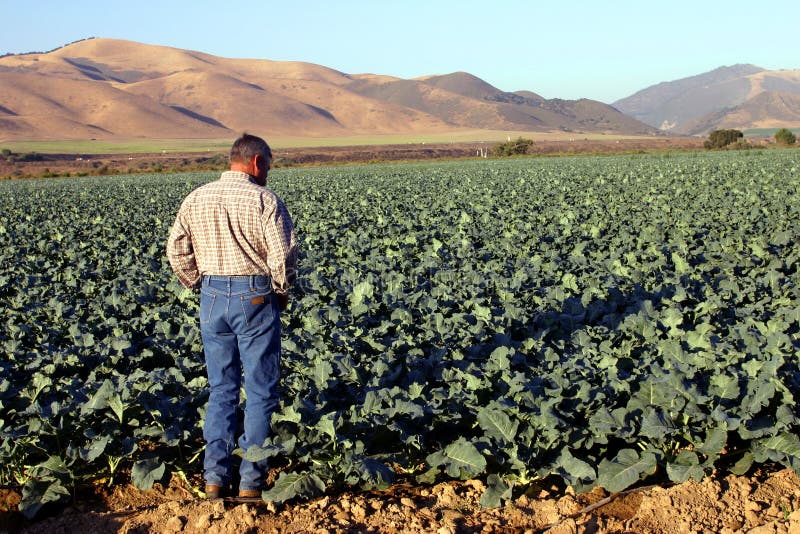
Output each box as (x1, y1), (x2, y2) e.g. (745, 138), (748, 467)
(230, 163), (253, 175)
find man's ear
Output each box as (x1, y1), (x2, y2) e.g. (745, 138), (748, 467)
(257, 154), (270, 171)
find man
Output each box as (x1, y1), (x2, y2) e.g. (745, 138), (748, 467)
(166, 133), (297, 499)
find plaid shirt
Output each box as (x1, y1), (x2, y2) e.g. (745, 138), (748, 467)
(166, 171), (297, 293)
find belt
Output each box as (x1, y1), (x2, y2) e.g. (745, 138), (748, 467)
(202, 274), (271, 285)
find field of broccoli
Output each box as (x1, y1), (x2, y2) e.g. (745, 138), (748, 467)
(1, 150), (799, 519)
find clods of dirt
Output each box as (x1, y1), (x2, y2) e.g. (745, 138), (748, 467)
(3, 468), (800, 533)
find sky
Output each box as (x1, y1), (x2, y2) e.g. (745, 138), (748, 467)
(1, 0), (798, 104)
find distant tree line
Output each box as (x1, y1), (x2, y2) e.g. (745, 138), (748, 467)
(704, 128), (797, 150)
(1, 149), (44, 163)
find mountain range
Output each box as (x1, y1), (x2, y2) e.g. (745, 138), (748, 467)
(613, 64), (800, 134)
(0, 38), (658, 142)
(0, 38), (797, 143)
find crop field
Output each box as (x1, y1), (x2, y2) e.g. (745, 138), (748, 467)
(1, 151), (799, 518)
(0, 131), (644, 155)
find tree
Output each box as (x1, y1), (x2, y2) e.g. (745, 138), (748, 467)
(704, 129), (744, 149)
(494, 137), (534, 156)
(774, 128), (796, 146)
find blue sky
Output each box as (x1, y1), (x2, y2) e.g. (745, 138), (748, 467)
(1, 0), (798, 103)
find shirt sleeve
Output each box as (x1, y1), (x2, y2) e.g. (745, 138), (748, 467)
(263, 197), (298, 294)
(166, 209), (202, 289)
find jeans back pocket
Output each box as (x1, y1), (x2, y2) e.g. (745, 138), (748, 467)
(240, 291), (275, 328)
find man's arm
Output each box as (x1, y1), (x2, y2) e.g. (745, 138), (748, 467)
(263, 197), (298, 304)
(166, 212), (201, 289)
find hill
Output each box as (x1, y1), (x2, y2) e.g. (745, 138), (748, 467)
(613, 64), (800, 134)
(0, 38), (659, 142)
(682, 91), (800, 135)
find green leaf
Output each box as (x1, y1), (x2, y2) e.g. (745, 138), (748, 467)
(39, 455), (71, 475)
(79, 435), (112, 462)
(349, 456), (394, 490)
(744, 380), (776, 414)
(480, 474), (513, 508)
(239, 436), (297, 463)
(755, 433), (800, 457)
(730, 452), (754, 476)
(686, 325), (712, 350)
(473, 304), (492, 324)
(131, 458), (165, 490)
(709, 374), (740, 401)
(314, 413), (337, 442)
(81, 379), (116, 414)
(561, 273), (579, 293)
(351, 303), (370, 317)
(597, 449), (657, 492)
(476, 406), (518, 443)
(671, 252), (690, 274)
(82, 333), (96, 348)
(639, 408), (676, 439)
(415, 466), (440, 485)
(485, 346), (512, 373)
(273, 405), (302, 424)
(111, 336), (132, 352)
(557, 449), (596, 486)
(697, 424), (728, 459)
(350, 281), (374, 308)
(312, 360), (334, 390)
(263, 472), (325, 504)
(387, 399), (425, 419)
(428, 438), (487, 480)
(660, 307), (684, 334)
(666, 451), (704, 483)
(20, 479), (70, 519)
(108, 394), (124, 423)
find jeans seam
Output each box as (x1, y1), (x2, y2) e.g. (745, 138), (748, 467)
(200, 292), (216, 324)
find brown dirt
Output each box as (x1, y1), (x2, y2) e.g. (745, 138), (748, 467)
(2, 468), (800, 533)
(0, 138), (707, 180)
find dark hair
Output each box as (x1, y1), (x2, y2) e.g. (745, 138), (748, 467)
(230, 133), (272, 164)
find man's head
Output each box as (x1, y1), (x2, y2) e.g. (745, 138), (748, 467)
(230, 133), (272, 186)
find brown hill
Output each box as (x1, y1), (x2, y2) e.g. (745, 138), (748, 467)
(346, 72), (657, 134)
(0, 71), (231, 139)
(0, 38), (658, 142)
(683, 91), (800, 135)
(415, 71), (508, 100)
(613, 65), (800, 133)
(513, 90), (546, 103)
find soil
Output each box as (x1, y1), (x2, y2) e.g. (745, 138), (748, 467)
(0, 137), (708, 180)
(2, 468), (800, 533)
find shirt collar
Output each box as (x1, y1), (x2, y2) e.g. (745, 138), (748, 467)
(220, 170), (258, 185)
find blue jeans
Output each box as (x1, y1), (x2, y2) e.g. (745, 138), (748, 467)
(199, 275), (281, 492)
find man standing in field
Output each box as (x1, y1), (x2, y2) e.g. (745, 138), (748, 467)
(166, 133), (297, 500)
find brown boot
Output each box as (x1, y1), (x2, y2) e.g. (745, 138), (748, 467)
(205, 484), (226, 499)
(238, 489), (262, 500)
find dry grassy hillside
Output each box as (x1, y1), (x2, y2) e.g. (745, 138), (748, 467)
(613, 64), (800, 133)
(684, 91), (800, 134)
(745, 69), (800, 99)
(0, 71), (230, 139)
(0, 37), (658, 142)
